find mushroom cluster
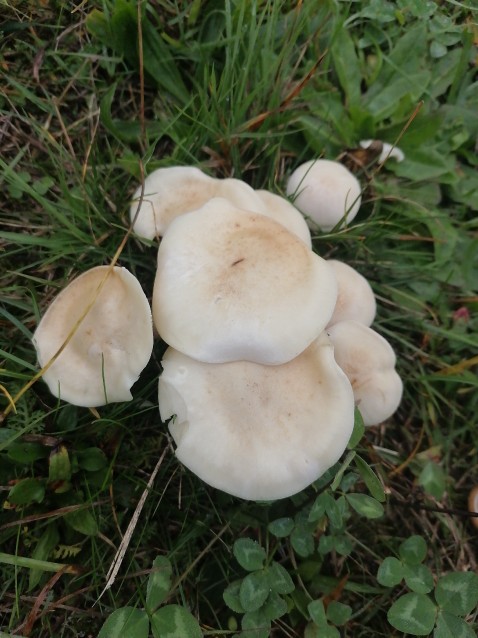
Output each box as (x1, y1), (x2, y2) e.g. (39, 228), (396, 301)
(32, 160), (403, 501)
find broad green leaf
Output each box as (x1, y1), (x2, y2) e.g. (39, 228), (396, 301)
(434, 610), (476, 638)
(151, 604), (202, 638)
(290, 525), (315, 557)
(354, 455), (386, 502)
(267, 517), (294, 538)
(261, 591), (287, 621)
(146, 556), (173, 613)
(28, 523), (60, 591)
(377, 556), (404, 587)
(307, 599), (328, 627)
(326, 601), (352, 626)
(418, 461), (447, 500)
(76, 447), (108, 472)
(404, 564), (434, 594)
(346, 493), (384, 519)
(387, 593), (437, 636)
(8, 441), (49, 464)
(64, 508), (98, 536)
(49, 445), (71, 482)
(326, 495), (347, 530)
(267, 561), (294, 595)
(435, 572), (478, 616)
(8, 478), (45, 505)
(304, 621), (340, 638)
(233, 538), (266, 571)
(240, 570), (270, 612)
(98, 607), (149, 638)
(399, 535), (428, 565)
(308, 491), (330, 522)
(223, 579), (245, 614)
(240, 609), (271, 638)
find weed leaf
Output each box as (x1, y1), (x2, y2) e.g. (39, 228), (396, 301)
(387, 592), (437, 635)
(151, 604), (202, 638)
(98, 607), (149, 638)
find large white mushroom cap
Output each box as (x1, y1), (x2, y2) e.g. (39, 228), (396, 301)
(286, 159), (362, 232)
(327, 260), (376, 327)
(255, 189), (312, 248)
(153, 198), (338, 364)
(158, 333), (355, 500)
(130, 166), (217, 239)
(33, 266), (153, 407)
(327, 320), (403, 426)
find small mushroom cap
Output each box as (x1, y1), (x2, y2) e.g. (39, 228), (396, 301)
(327, 320), (403, 426)
(130, 166), (217, 239)
(153, 198), (338, 364)
(255, 189), (312, 247)
(327, 260), (376, 327)
(158, 333), (355, 500)
(286, 159), (362, 232)
(360, 139), (405, 163)
(33, 266), (153, 407)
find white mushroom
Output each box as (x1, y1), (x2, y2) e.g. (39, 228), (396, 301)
(255, 189), (312, 247)
(359, 139), (405, 163)
(152, 198), (338, 364)
(327, 320), (402, 426)
(327, 260), (376, 327)
(158, 332), (355, 500)
(129, 166), (313, 243)
(286, 159), (362, 232)
(130, 166), (217, 239)
(33, 266), (153, 407)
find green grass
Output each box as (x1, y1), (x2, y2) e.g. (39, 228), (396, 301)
(1, 1), (478, 636)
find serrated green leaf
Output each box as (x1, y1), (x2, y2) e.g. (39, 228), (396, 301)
(97, 607), (149, 638)
(8, 478), (45, 505)
(260, 590), (288, 621)
(346, 493), (384, 519)
(240, 570), (270, 612)
(267, 561), (295, 595)
(233, 538), (266, 571)
(399, 535), (428, 565)
(268, 517), (294, 538)
(146, 556), (173, 613)
(435, 572), (478, 616)
(151, 604), (202, 638)
(223, 580), (245, 614)
(434, 610), (476, 638)
(387, 592), (437, 636)
(354, 455), (386, 502)
(403, 563), (434, 594)
(377, 556), (404, 587)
